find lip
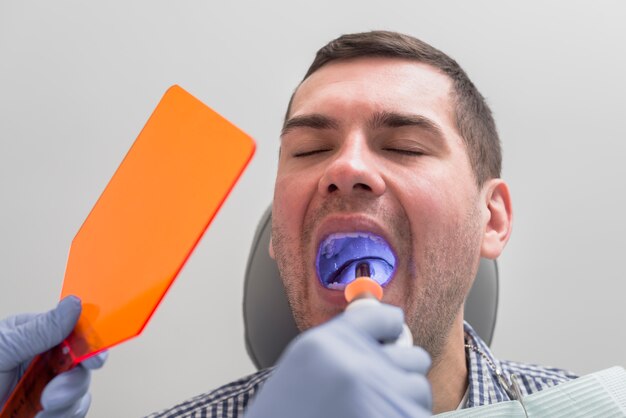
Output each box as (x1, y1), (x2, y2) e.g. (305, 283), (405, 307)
(313, 215), (397, 291)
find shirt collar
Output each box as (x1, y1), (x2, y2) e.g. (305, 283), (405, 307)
(463, 321), (513, 408)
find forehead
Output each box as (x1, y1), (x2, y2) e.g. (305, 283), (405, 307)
(290, 57), (455, 126)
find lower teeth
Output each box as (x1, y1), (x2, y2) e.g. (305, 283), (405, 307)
(329, 258), (393, 287)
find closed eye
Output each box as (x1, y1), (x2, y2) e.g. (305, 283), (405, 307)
(293, 149), (332, 157)
(383, 148), (424, 156)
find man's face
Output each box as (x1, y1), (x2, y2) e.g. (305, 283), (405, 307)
(271, 57), (487, 358)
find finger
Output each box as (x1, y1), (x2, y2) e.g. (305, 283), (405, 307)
(0, 313), (38, 330)
(81, 351), (108, 370)
(341, 303), (404, 342)
(0, 296), (81, 368)
(381, 345), (431, 374)
(37, 393), (91, 418)
(40, 366), (90, 411)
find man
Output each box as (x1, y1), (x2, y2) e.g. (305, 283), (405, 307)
(0, 31), (576, 417)
(145, 30), (576, 417)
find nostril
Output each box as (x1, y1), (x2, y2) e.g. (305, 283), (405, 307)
(327, 183), (372, 193)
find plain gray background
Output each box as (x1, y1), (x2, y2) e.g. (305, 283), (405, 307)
(1, 1), (624, 416)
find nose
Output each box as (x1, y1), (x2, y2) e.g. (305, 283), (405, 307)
(318, 134), (386, 196)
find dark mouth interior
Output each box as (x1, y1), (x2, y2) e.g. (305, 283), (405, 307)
(316, 233), (396, 288)
(328, 257), (387, 284)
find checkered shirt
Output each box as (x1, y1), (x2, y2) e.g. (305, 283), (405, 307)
(462, 322), (577, 408)
(145, 322), (577, 417)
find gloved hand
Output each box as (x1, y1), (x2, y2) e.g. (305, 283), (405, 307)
(245, 303), (432, 418)
(0, 296), (107, 417)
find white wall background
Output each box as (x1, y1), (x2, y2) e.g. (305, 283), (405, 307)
(1, 1), (624, 416)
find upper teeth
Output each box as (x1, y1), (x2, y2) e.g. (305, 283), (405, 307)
(323, 232), (381, 243)
(321, 232), (377, 258)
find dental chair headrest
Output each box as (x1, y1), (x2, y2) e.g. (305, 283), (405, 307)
(243, 206), (499, 370)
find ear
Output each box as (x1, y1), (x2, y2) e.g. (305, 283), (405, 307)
(269, 236), (276, 260)
(480, 179), (513, 259)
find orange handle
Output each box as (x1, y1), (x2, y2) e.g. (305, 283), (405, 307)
(0, 342), (76, 418)
(344, 277), (384, 303)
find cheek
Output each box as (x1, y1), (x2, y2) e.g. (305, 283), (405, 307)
(272, 173), (317, 236)
(398, 171), (471, 234)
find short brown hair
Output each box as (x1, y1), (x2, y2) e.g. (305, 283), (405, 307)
(285, 31), (501, 186)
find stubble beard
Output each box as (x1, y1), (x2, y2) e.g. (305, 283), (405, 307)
(272, 195), (397, 330)
(271, 196), (482, 363)
(402, 204), (482, 362)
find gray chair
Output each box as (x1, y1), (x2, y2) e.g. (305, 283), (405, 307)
(243, 206), (499, 370)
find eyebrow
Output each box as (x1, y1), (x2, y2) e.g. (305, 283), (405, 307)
(369, 111), (444, 138)
(281, 110), (445, 139)
(281, 114), (340, 137)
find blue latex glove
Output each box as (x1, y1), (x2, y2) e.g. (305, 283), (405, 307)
(245, 303), (432, 418)
(0, 296), (107, 417)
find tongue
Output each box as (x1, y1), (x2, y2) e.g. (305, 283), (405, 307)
(327, 258), (394, 289)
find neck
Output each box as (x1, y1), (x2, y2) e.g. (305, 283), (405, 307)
(427, 313), (468, 414)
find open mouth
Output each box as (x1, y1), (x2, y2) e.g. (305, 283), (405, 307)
(316, 232), (396, 290)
